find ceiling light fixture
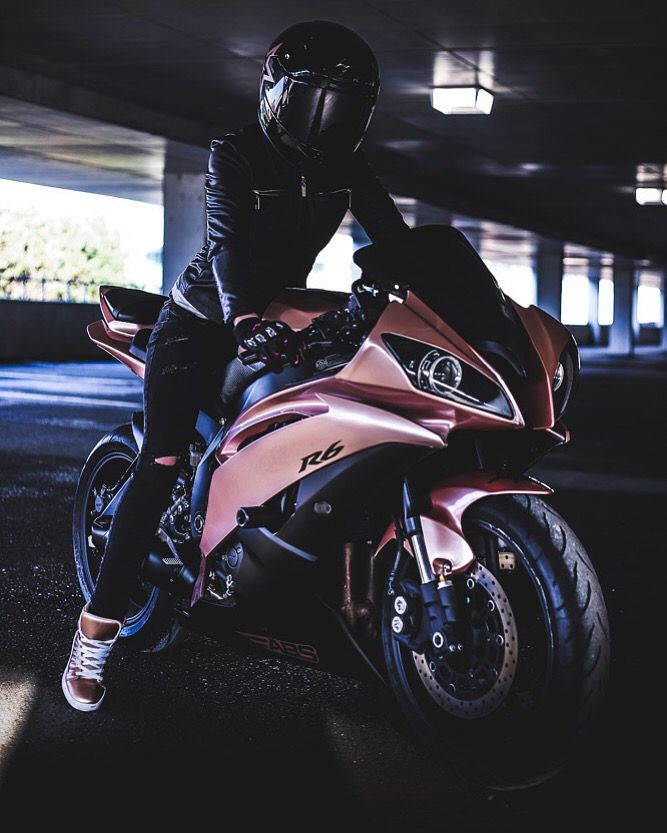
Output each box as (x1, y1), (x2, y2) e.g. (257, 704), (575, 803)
(431, 86), (494, 115)
(635, 187), (664, 205)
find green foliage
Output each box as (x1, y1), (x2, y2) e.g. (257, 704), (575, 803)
(0, 208), (131, 301)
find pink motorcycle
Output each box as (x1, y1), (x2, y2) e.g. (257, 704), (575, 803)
(73, 228), (609, 788)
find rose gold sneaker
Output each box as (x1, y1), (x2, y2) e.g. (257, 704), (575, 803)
(61, 603), (122, 712)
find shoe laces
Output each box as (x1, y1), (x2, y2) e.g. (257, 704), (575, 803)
(71, 631), (115, 681)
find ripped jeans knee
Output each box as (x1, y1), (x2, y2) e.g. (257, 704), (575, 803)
(154, 455), (179, 466)
(133, 450), (184, 485)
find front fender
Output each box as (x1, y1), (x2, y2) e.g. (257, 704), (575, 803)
(375, 471), (553, 575)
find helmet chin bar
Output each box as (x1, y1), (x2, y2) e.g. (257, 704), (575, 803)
(258, 101), (357, 170)
(258, 104), (312, 169)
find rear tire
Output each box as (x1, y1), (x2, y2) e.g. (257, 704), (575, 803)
(72, 423), (183, 653)
(381, 495), (610, 790)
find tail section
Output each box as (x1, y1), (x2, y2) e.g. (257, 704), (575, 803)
(88, 285), (167, 378)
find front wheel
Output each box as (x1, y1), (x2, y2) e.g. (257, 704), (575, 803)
(381, 495), (610, 790)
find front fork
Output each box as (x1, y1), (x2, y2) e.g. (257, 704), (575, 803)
(391, 478), (463, 655)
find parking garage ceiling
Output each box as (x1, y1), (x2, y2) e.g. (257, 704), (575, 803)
(0, 1), (665, 263)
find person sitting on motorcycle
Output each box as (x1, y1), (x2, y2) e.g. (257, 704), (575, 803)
(61, 19), (411, 711)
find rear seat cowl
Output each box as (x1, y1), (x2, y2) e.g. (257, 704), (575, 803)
(103, 286), (167, 324)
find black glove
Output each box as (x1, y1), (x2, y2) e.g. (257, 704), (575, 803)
(233, 317), (303, 371)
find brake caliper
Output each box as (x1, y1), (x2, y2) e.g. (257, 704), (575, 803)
(390, 576), (462, 656)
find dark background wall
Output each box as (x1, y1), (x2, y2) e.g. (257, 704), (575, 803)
(0, 300), (108, 360)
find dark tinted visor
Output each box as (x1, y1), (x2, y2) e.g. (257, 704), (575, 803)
(266, 76), (376, 155)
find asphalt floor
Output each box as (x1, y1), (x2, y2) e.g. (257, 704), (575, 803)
(0, 353), (665, 828)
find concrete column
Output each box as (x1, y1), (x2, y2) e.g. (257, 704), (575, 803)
(587, 261), (602, 345)
(535, 237), (564, 320)
(162, 172), (205, 294)
(609, 258), (635, 355)
(661, 271), (667, 351)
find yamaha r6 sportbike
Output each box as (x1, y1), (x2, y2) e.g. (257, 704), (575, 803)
(73, 226), (609, 789)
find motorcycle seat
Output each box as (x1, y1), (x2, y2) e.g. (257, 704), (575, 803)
(102, 286), (168, 324)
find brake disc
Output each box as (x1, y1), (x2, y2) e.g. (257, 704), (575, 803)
(412, 562), (518, 719)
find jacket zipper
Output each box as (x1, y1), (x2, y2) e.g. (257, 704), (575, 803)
(301, 175), (307, 198)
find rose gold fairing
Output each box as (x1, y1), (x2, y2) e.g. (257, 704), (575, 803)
(87, 286), (157, 378)
(333, 291), (571, 433)
(195, 289), (565, 599)
(87, 320), (147, 380)
(509, 301), (572, 429)
(374, 471), (553, 575)
(99, 286), (148, 340)
(218, 394), (328, 457)
(263, 289), (347, 331)
(197, 294), (526, 586)
(333, 292), (524, 434)
(199, 395), (444, 560)
(208, 291), (525, 468)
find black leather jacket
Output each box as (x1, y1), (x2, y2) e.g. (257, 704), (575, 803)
(170, 122), (410, 326)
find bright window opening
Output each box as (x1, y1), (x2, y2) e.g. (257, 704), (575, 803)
(598, 277), (614, 326)
(636, 271), (663, 325)
(308, 229), (360, 293)
(561, 274), (590, 325)
(483, 261), (536, 308)
(637, 286), (662, 325)
(0, 178), (163, 302)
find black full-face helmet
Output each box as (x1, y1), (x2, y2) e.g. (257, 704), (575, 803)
(258, 20), (380, 168)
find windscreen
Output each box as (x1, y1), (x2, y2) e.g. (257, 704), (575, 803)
(354, 225), (533, 379)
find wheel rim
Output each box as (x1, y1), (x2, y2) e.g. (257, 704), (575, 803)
(77, 447), (159, 637)
(411, 562), (519, 718)
(389, 518), (554, 725)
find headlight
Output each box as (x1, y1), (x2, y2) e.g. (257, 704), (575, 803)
(552, 340), (579, 419)
(383, 334), (514, 419)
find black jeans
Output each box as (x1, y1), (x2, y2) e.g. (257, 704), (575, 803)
(90, 297), (236, 621)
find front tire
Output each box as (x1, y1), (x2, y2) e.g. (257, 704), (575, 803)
(381, 495), (610, 790)
(72, 423), (182, 652)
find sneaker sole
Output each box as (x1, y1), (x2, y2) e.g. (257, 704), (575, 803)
(61, 671), (105, 712)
